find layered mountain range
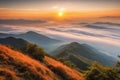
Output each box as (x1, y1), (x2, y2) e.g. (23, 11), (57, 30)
(0, 31), (62, 52)
(0, 31), (117, 71)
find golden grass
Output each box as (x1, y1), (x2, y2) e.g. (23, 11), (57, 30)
(45, 56), (84, 80)
(0, 67), (20, 80)
(0, 45), (60, 80)
(0, 45), (83, 80)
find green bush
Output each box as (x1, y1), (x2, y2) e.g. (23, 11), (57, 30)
(84, 62), (120, 80)
(26, 44), (46, 62)
(116, 55), (120, 67)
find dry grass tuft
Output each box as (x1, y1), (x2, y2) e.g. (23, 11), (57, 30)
(45, 56), (83, 80)
(0, 67), (20, 80)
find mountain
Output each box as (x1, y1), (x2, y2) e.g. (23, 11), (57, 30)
(0, 31), (63, 52)
(51, 42), (117, 70)
(0, 37), (30, 52)
(0, 44), (83, 80)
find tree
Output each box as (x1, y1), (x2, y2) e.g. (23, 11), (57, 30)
(26, 44), (46, 62)
(84, 61), (120, 80)
(116, 56), (120, 67)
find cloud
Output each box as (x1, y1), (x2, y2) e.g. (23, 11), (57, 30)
(94, 22), (120, 26)
(84, 25), (112, 29)
(0, 25), (16, 31)
(48, 28), (61, 32)
(99, 16), (120, 19)
(67, 30), (106, 37)
(72, 22), (88, 25)
(0, 19), (46, 25)
(52, 6), (58, 9)
(0, 19), (120, 58)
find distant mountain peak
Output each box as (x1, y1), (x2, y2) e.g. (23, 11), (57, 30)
(0, 31), (63, 52)
(23, 31), (48, 39)
(5, 36), (15, 39)
(70, 42), (80, 45)
(52, 42), (117, 70)
(67, 42), (82, 48)
(26, 31), (39, 35)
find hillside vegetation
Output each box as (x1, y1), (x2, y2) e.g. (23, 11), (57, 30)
(52, 42), (117, 70)
(84, 62), (120, 80)
(0, 45), (83, 80)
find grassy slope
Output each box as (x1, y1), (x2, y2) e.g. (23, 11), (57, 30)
(0, 45), (83, 80)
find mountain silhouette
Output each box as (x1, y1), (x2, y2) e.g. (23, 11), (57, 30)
(0, 37), (30, 52)
(0, 31), (63, 52)
(51, 42), (117, 70)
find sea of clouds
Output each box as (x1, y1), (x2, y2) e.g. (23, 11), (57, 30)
(0, 18), (120, 58)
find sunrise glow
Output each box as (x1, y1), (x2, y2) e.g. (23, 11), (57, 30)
(58, 11), (63, 17)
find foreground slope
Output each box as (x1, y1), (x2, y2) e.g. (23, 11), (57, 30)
(0, 45), (83, 80)
(52, 42), (117, 70)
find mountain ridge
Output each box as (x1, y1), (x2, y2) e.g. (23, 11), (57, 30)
(0, 37), (30, 52)
(0, 31), (63, 52)
(51, 42), (117, 70)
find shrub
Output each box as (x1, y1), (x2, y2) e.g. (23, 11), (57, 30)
(26, 44), (46, 62)
(116, 55), (120, 67)
(84, 61), (120, 80)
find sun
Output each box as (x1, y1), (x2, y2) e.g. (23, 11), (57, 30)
(53, 6), (65, 17)
(58, 11), (63, 17)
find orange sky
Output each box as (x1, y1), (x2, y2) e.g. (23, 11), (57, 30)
(0, 10), (119, 20)
(0, 0), (120, 19)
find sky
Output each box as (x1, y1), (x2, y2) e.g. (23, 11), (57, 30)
(0, 0), (120, 19)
